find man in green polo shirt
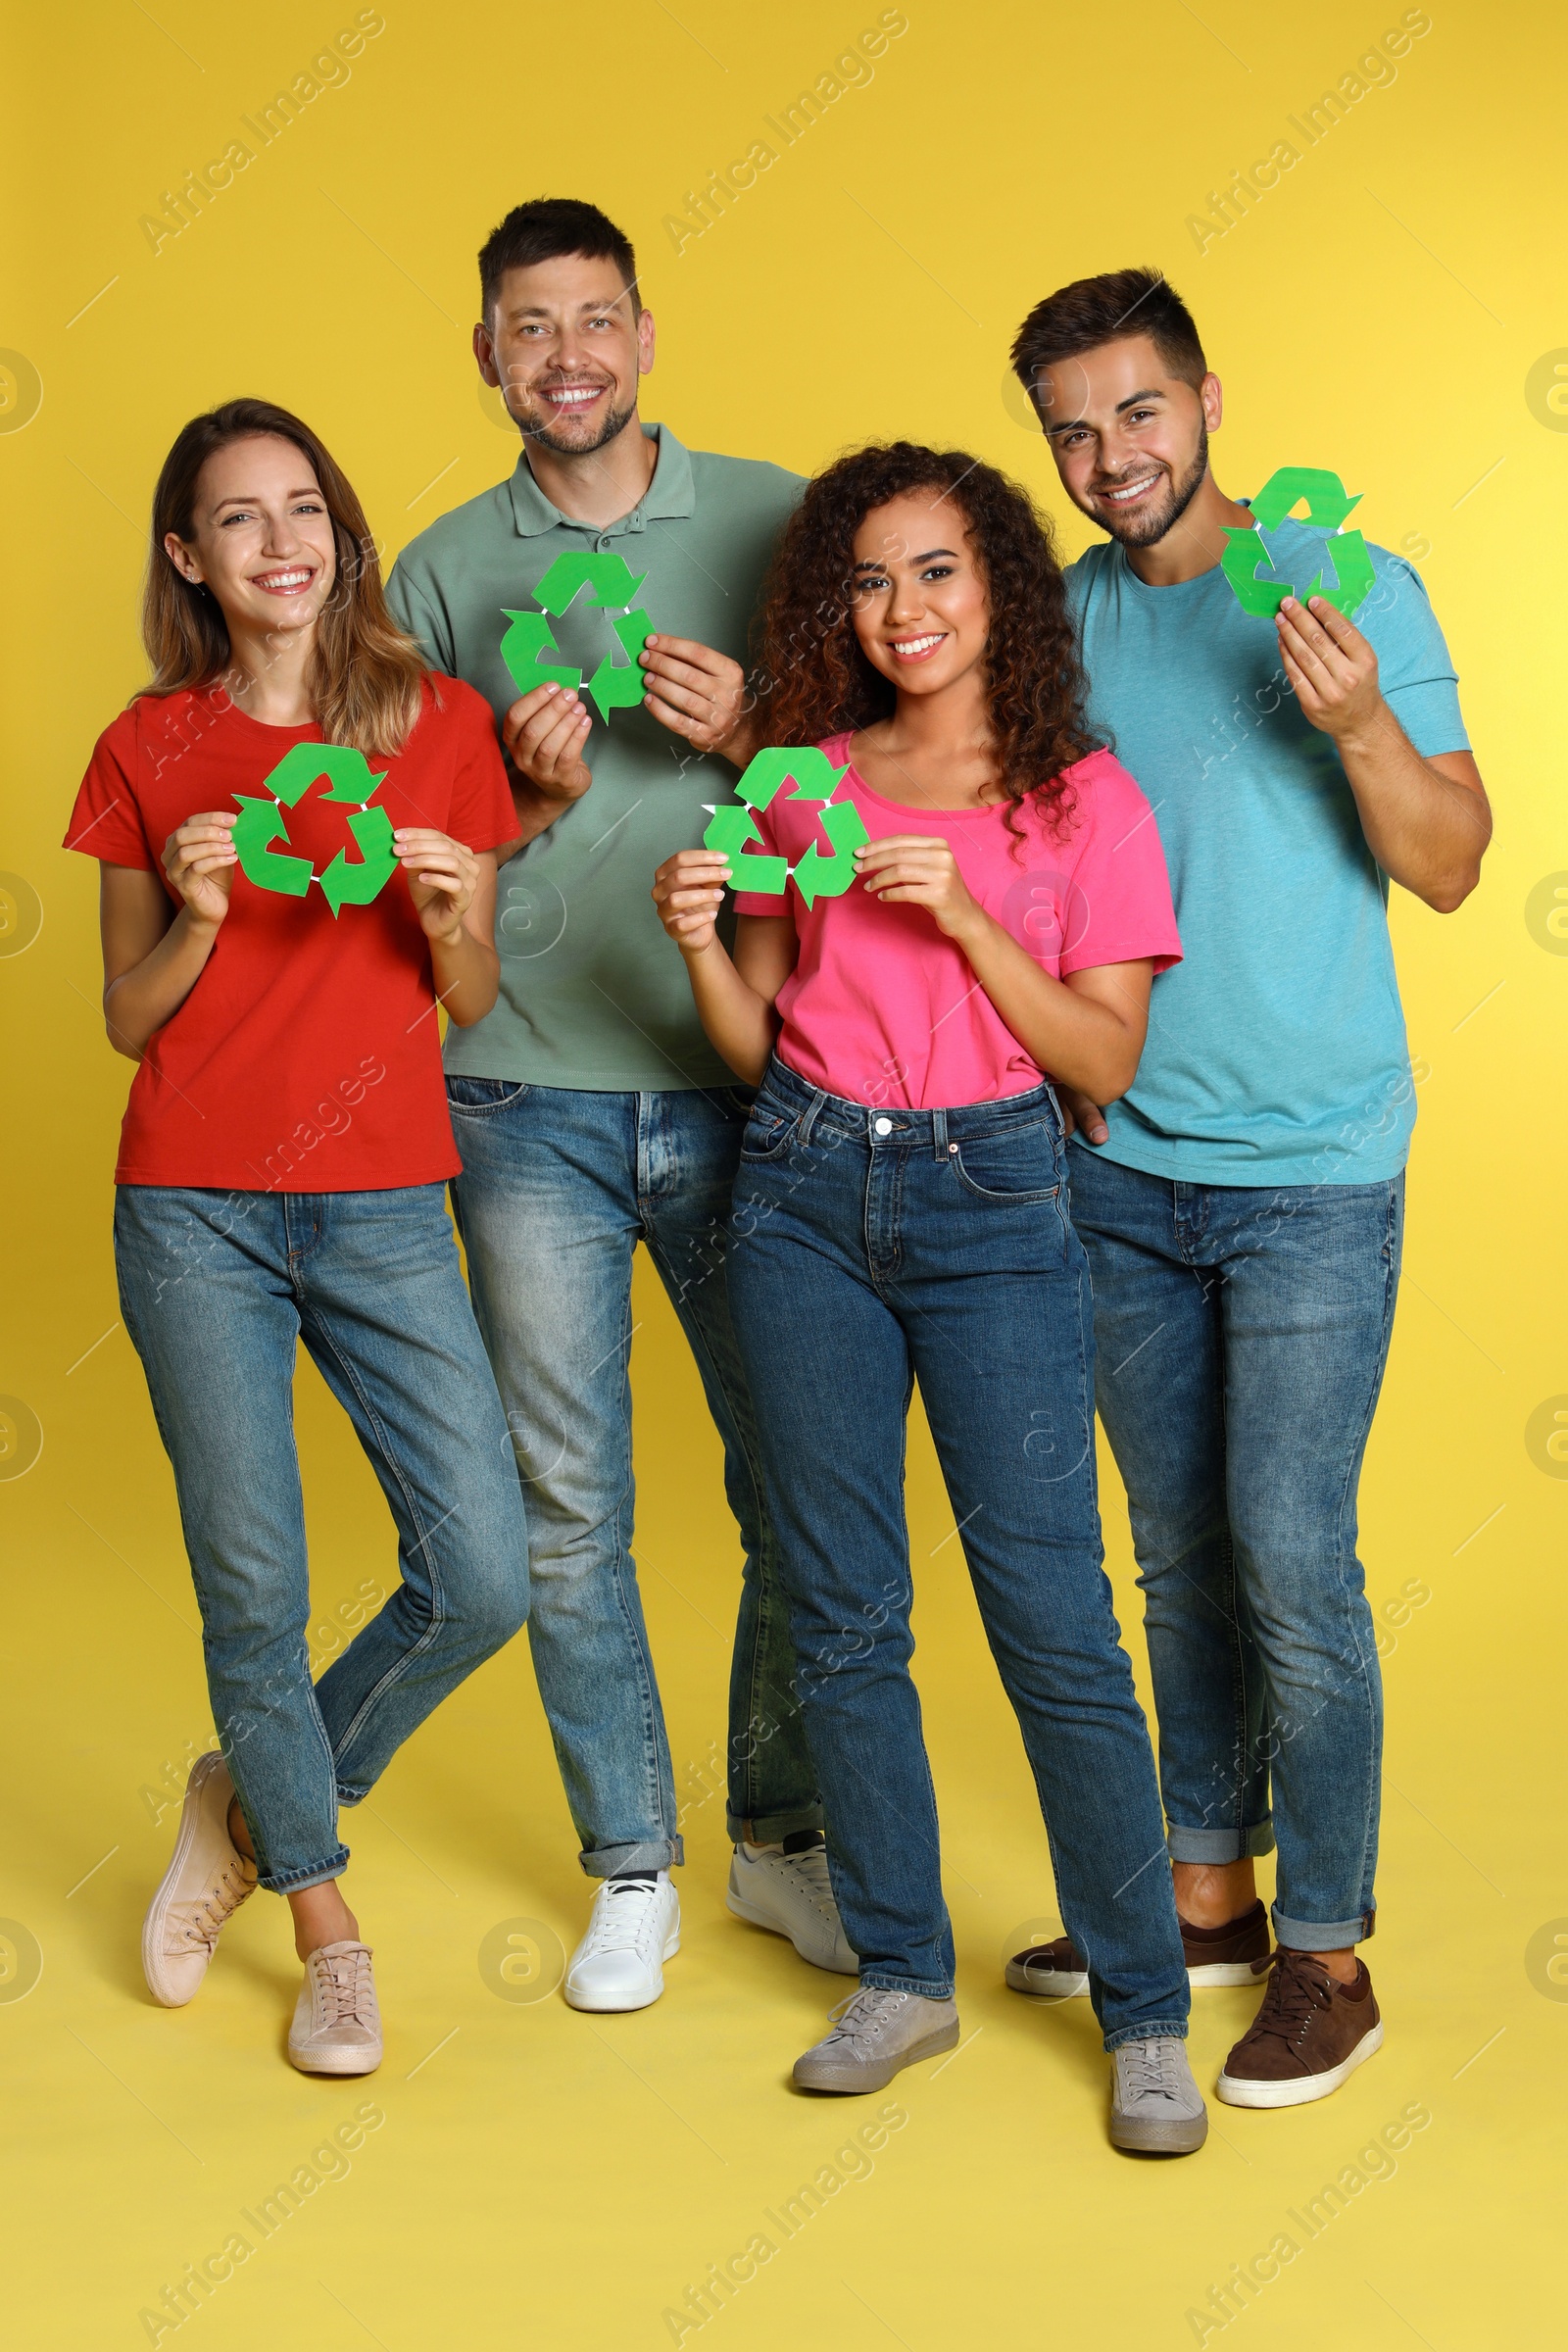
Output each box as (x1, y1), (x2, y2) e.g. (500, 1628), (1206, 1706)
(387, 198), (848, 2012)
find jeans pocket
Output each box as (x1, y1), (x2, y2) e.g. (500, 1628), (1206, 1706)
(739, 1105), (799, 1162)
(446, 1076), (529, 1119)
(950, 1120), (1061, 1204)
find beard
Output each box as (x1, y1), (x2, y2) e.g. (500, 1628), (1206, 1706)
(1093, 425), (1210, 548)
(512, 383), (639, 460)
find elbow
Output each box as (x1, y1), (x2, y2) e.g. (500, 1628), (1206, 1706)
(1421, 860), (1483, 916)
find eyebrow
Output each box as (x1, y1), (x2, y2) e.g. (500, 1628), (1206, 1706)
(854, 546), (957, 568)
(213, 486), (321, 507)
(1047, 387), (1166, 436)
(510, 299), (623, 318)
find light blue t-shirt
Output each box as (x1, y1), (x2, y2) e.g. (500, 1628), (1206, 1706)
(1066, 518), (1469, 1187)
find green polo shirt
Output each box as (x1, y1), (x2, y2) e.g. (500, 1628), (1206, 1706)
(386, 423), (802, 1091)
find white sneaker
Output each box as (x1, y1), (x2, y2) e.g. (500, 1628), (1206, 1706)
(288, 1940), (382, 2076)
(141, 1750), (258, 2007)
(564, 1874), (680, 2012)
(728, 1841), (858, 1974)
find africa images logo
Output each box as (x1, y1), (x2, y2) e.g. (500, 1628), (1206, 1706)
(231, 744), (395, 915)
(499, 549), (655, 720)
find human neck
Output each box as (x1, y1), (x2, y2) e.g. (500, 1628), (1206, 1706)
(221, 618), (318, 727)
(521, 412), (659, 528)
(1120, 467), (1256, 588)
(858, 672), (998, 808)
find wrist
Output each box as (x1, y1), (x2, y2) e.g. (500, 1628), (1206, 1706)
(178, 905), (222, 946)
(1329, 697), (1394, 760)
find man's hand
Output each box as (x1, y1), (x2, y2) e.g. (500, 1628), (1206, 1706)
(502, 680), (594, 805)
(1276, 596), (1384, 746)
(640, 634), (753, 764)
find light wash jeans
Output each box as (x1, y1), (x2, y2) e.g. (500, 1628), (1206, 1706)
(447, 1078), (822, 1878)
(115, 1185), (531, 1893)
(1067, 1145), (1403, 1950)
(725, 1058), (1190, 2049)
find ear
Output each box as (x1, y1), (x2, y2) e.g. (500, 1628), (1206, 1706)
(1200, 370), (1224, 433)
(472, 318), (501, 389)
(164, 530), (204, 585)
(637, 307), (657, 378)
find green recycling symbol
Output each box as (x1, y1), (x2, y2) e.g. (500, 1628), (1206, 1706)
(1220, 466), (1377, 621)
(500, 549), (655, 722)
(231, 744), (396, 917)
(703, 746), (869, 910)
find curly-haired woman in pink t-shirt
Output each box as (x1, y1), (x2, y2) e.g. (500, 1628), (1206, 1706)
(651, 442), (1203, 2154)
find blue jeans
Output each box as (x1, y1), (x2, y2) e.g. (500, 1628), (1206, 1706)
(725, 1058), (1190, 2049)
(447, 1079), (821, 1878)
(114, 1185), (530, 1894)
(1067, 1146), (1403, 1950)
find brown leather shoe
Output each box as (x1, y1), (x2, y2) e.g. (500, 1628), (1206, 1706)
(1215, 1949), (1382, 2108)
(1006, 1900), (1272, 1998)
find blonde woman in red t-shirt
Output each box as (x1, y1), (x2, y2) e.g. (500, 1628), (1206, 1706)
(66, 400), (529, 2074)
(652, 444), (1206, 2152)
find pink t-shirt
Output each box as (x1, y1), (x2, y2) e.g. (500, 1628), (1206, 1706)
(732, 735), (1181, 1110)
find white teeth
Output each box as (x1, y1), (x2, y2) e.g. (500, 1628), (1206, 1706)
(1103, 475), (1160, 502)
(258, 569), (311, 587)
(892, 633), (945, 654)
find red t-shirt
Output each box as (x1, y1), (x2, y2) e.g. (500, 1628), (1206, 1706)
(65, 678), (517, 1191)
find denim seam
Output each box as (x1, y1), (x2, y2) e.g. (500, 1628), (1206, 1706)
(305, 1312), (452, 1776)
(1104, 2019), (1190, 2052)
(1334, 1178), (1401, 1928)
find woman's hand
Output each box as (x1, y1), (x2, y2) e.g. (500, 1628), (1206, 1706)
(161, 811), (238, 931)
(395, 828), (480, 946)
(652, 849), (731, 955)
(854, 834), (983, 942)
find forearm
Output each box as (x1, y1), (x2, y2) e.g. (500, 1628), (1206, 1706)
(956, 915), (1145, 1100)
(678, 936), (778, 1083)
(1337, 712), (1490, 911)
(103, 907), (219, 1057)
(430, 928), (501, 1027)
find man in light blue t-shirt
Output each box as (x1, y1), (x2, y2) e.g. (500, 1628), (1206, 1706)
(1000, 269), (1490, 2112)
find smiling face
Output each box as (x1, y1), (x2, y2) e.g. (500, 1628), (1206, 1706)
(476, 252), (654, 458)
(164, 433), (337, 641)
(1033, 332), (1220, 548)
(849, 492), (992, 701)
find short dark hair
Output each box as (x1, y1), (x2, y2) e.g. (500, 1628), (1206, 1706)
(478, 197), (640, 319)
(1010, 269), (1207, 408)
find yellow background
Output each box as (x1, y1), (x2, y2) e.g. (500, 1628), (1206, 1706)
(3, 3), (1563, 2345)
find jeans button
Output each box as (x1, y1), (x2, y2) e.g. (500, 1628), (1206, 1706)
(873, 1116), (893, 1136)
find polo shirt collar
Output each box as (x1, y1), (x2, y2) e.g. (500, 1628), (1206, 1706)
(506, 421), (695, 539)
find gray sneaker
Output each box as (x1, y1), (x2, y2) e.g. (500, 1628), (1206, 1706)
(793, 1985), (959, 2093)
(1108, 2036), (1208, 2154)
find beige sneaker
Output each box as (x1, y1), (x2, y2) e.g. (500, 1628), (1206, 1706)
(793, 1985), (959, 2092)
(288, 1941), (382, 2076)
(141, 1750), (258, 2008)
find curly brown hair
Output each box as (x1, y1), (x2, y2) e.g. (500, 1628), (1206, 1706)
(754, 442), (1101, 834)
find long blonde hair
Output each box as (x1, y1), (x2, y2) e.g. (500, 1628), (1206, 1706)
(140, 398), (428, 758)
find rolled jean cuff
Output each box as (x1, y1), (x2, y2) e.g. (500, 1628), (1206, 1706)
(858, 1970), (954, 2002)
(1103, 2018), (1190, 2054)
(580, 1835), (684, 1879)
(727, 1802), (826, 1846)
(1165, 1818), (1276, 1864)
(1272, 1903), (1376, 1951)
(261, 1846), (351, 1896)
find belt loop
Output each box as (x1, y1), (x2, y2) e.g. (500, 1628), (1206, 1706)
(931, 1106), (948, 1162)
(800, 1089), (825, 1149)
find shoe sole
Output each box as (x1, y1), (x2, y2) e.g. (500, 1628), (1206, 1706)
(726, 1889), (858, 1976)
(288, 2039), (383, 2077)
(1216, 2019), (1385, 2109)
(793, 2017), (960, 2094)
(1006, 1958), (1266, 1999)
(141, 1750), (230, 2009)
(563, 1930), (681, 2014)
(1109, 2108), (1210, 2155)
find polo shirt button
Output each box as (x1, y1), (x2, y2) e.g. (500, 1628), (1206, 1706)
(595, 535), (611, 552)
(873, 1116), (893, 1136)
